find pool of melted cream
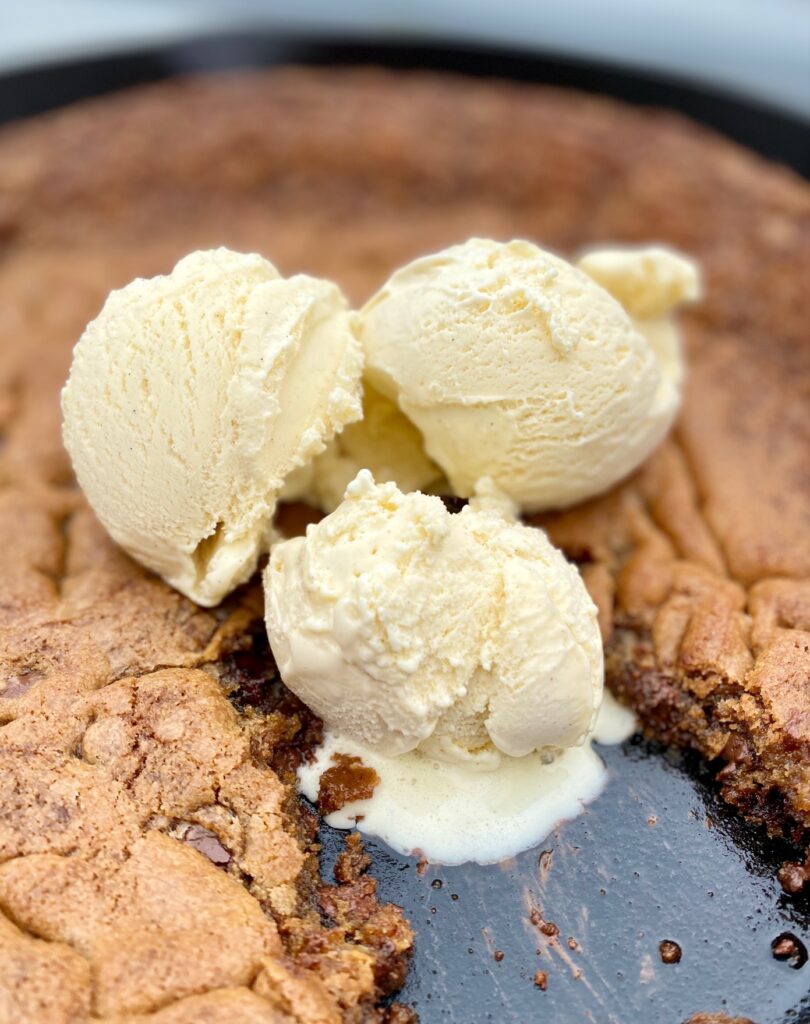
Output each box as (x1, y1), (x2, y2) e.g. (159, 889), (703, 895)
(297, 692), (638, 865)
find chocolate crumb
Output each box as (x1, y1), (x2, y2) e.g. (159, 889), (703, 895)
(494, 950), (504, 962)
(431, 879), (442, 889)
(540, 921), (560, 937)
(534, 970), (548, 990)
(659, 939), (682, 964)
(567, 937), (579, 951)
(451, 893), (459, 901)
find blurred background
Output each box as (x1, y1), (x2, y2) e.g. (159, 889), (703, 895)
(3, 0), (809, 119)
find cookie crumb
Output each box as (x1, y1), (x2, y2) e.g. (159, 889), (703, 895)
(318, 753), (379, 814)
(770, 932), (808, 968)
(778, 859), (809, 894)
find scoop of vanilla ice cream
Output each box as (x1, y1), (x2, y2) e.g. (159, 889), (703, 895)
(577, 245), (701, 389)
(62, 248), (363, 606)
(577, 245), (700, 320)
(264, 470), (603, 767)
(282, 381), (444, 512)
(356, 237), (685, 512)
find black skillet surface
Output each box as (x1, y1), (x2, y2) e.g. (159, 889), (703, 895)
(1, 33), (808, 1024)
(319, 738), (810, 1023)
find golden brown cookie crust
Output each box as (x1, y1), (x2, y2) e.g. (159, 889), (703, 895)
(0, 67), (808, 1019)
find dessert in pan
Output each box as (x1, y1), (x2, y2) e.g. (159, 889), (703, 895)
(65, 237), (685, 866)
(0, 62), (808, 1023)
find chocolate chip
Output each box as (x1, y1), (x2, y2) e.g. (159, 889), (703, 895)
(2, 669), (44, 699)
(720, 732), (753, 765)
(177, 824), (231, 867)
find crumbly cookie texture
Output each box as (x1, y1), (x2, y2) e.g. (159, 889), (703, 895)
(0, 502), (413, 1022)
(0, 67), (808, 1020)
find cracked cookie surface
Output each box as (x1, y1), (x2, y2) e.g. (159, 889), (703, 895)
(0, 67), (808, 1020)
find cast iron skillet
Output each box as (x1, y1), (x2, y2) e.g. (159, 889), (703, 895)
(1, 34), (807, 1024)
